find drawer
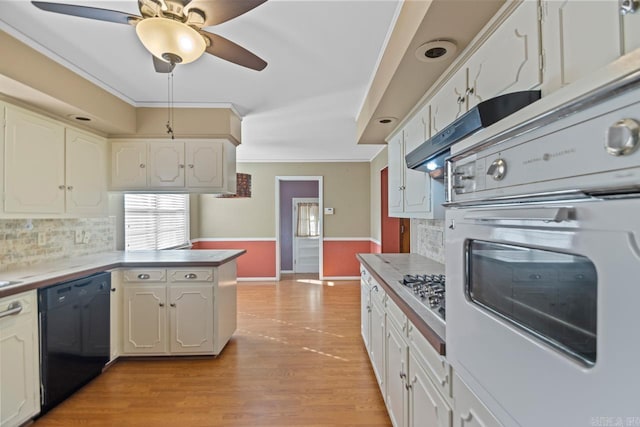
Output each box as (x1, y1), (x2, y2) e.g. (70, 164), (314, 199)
(409, 320), (452, 401)
(122, 269), (166, 283)
(168, 268), (214, 283)
(386, 296), (407, 334)
(0, 289), (36, 317)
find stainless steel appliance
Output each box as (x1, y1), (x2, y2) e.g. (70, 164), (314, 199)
(445, 52), (640, 426)
(400, 274), (446, 319)
(38, 272), (110, 413)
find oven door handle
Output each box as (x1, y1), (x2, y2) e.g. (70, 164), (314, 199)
(463, 206), (575, 223)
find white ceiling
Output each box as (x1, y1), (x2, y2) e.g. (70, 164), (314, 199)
(0, 0), (401, 162)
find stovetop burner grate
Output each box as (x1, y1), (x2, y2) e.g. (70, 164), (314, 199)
(400, 274), (446, 320)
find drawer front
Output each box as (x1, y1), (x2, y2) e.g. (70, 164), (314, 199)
(0, 289), (36, 318)
(122, 269), (166, 283)
(409, 320), (452, 400)
(386, 296), (407, 334)
(168, 268), (214, 283)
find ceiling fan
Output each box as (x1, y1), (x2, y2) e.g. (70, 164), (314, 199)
(31, 0), (268, 73)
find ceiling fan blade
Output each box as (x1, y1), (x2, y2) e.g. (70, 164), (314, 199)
(201, 30), (267, 71)
(152, 55), (176, 73)
(188, 0), (267, 26)
(32, 1), (141, 25)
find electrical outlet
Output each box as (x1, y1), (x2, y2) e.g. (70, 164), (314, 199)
(75, 230), (83, 244)
(83, 232), (91, 244)
(37, 232), (46, 246)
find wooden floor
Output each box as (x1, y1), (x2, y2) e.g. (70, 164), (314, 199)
(34, 278), (391, 426)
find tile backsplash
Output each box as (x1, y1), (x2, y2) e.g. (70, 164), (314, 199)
(411, 218), (445, 264)
(0, 217), (115, 272)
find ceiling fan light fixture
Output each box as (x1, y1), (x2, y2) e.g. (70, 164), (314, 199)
(135, 17), (206, 64)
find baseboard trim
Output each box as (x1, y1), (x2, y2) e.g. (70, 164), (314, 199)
(321, 276), (361, 281)
(237, 277), (278, 282)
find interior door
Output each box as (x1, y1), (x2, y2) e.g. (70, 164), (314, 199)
(293, 198), (320, 273)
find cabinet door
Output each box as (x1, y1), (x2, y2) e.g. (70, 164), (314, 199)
(430, 71), (467, 135)
(387, 132), (405, 217)
(148, 141), (185, 188)
(4, 107), (65, 213)
(452, 373), (503, 427)
(361, 279), (371, 350)
(168, 285), (214, 354)
(185, 141), (223, 188)
(111, 141), (147, 188)
(408, 352), (452, 427)
(0, 291), (39, 427)
(623, 8), (640, 53)
(403, 113), (431, 215)
(370, 299), (386, 392)
(109, 274), (121, 362)
(467, 1), (541, 108)
(386, 322), (408, 427)
(122, 285), (167, 354)
(541, 0), (622, 93)
(65, 128), (107, 215)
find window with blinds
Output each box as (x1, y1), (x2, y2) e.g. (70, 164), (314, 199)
(124, 194), (190, 251)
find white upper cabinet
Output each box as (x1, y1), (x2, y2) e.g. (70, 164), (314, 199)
(110, 139), (236, 193)
(2, 104), (107, 216)
(65, 128), (108, 215)
(467, 0), (541, 107)
(148, 142), (185, 188)
(111, 141), (147, 188)
(430, 70), (467, 136)
(623, 6), (640, 53)
(541, 0), (622, 93)
(387, 132), (405, 215)
(4, 107), (65, 213)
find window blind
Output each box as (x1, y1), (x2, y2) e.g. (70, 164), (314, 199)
(124, 194), (190, 251)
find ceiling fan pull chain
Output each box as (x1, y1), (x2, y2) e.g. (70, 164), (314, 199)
(166, 71), (175, 139)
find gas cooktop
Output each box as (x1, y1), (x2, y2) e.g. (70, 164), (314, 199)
(400, 274), (446, 320)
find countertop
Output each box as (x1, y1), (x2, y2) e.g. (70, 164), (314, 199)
(0, 249), (246, 298)
(356, 253), (446, 355)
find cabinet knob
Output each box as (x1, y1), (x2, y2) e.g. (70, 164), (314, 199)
(170, 303), (176, 307)
(620, 0), (639, 14)
(456, 96), (465, 105)
(188, 164), (194, 169)
(184, 273), (198, 280)
(67, 185), (73, 191)
(399, 372), (407, 379)
(159, 303), (165, 307)
(179, 164), (185, 169)
(139, 163), (146, 169)
(58, 185), (65, 190)
(111, 288), (116, 293)
(465, 87), (475, 96)
(137, 273), (150, 280)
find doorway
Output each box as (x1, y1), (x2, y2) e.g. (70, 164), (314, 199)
(275, 177), (323, 281)
(381, 167), (410, 253)
(292, 197), (320, 273)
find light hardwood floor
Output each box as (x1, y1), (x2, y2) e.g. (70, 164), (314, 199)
(34, 278), (391, 426)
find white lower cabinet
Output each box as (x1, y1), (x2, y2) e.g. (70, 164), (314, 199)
(360, 272), (372, 350)
(0, 290), (40, 427)
(408, 351), (452, 427)
(109, 271), (122, 362)
(370, 287), (386, 391)
(385, 321), (408, 427)
(121, 268), (217, 355)
(452, 373), (502, 427)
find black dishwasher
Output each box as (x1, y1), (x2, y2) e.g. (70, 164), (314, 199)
(39, 272), (110, 413)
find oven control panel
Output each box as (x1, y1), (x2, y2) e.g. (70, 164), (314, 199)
(448, 84), (640, 204)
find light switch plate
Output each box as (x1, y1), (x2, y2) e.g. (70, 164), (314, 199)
(324, 207), (334, 215)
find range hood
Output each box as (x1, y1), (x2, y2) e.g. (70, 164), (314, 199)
(405, 90), (541, 176)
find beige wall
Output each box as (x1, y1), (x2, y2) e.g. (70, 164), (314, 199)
(369, 147), (388, 243)
(198, 162), (371, 239)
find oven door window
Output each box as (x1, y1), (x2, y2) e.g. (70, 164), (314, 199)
(467, 240), (597, 366)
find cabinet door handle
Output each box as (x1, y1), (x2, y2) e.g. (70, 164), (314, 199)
(184, 273), (198, 280)
(58, 185), (65, 190)
(188, 164), (194, 169)
(111, 288), (116, 293)
(159, 303), (165, 307)
(456, 96), (465, 105)
(170, 303), (176, 307)
(137, 273), (150, 280)
(372, 285), (378, 292)
(67, 186), (73, 191)
(179, 164), (185, 169)
(0, 302), (22, 319)
(139, 164), (146, 169)
(465, 87), (475, 96)
(399, 372), (406, 380)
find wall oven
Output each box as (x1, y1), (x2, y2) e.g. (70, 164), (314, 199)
(445, 54), (640, 426)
